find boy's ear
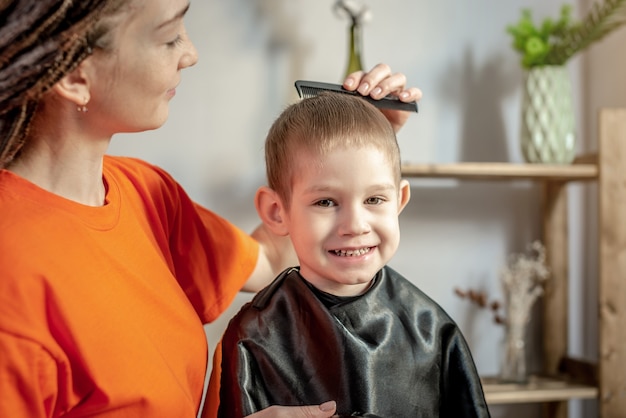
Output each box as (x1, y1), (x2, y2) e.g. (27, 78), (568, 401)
(255, 186), (290, 236)
(397, 179), (411, 214)
(51, 61), (91, 107)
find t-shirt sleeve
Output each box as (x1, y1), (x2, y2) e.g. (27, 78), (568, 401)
(0, 331), (61, 417)
(147, 163), (259, 324)
(181, 202), (259, 323)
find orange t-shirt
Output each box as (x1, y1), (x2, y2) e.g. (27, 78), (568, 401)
(0, 156), (258, 417)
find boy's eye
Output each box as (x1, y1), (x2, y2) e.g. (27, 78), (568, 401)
(365, 197), (385, 205)
(315, 199), (336, 208)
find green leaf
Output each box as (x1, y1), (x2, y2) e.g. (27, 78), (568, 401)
(507, 0), (626, 67)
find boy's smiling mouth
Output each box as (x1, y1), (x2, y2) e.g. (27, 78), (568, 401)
(331, 247), (373, 257)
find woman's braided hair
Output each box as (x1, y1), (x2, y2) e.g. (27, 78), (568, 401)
(0, 0), (125, 167)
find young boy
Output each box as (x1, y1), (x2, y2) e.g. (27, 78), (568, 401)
(207, 92), (490, 418)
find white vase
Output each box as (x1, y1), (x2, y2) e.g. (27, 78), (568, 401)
(521, 66), (576, 164)
(500, 318), (529, 384)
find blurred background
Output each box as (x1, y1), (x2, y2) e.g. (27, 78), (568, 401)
(108, 1), (626, 416)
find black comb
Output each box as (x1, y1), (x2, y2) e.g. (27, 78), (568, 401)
(294, 80), (418, 113)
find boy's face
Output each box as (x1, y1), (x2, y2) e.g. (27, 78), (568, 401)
(283, 145), (410, 296)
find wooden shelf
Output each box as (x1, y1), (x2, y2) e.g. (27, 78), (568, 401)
(397, 110), (626, 417)
(401, 162), (598, 181)
(481, 376), (598, 405)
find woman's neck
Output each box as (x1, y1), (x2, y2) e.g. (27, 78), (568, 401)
(8, 136), (108, 207)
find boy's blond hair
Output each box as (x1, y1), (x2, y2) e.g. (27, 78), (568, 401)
(265, 92), (401, 205)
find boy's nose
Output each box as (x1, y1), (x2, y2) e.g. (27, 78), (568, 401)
(338, 206), (371, 236)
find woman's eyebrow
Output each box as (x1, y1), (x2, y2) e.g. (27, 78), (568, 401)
(156, 2), (190, 29)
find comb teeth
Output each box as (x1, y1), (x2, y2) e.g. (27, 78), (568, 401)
(294, 80), (418, 113)
(299, 85), (356, 99)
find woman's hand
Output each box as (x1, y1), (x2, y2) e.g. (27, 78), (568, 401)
(247, 401), (337, 417)
(342, 63), (422, 133)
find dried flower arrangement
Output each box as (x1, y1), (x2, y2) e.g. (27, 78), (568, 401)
(454, 287), (505, 325)
(455, 241), (550, 328)
(455, 241), (550, 382)
(333, 0), (372, 27)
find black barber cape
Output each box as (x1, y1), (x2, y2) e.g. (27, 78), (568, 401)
(215, 266), (490, 418)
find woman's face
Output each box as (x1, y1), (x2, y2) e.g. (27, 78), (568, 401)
(85, 0), (198, 136)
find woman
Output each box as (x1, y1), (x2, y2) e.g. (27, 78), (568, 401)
(0, 0), (422, 416)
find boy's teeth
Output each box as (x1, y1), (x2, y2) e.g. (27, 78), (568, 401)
(333, 247), (371, 257)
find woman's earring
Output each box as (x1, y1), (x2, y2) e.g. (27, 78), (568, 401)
(77, 98), (89, 113)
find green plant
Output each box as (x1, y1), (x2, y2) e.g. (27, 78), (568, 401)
(507, 0), (626, 69)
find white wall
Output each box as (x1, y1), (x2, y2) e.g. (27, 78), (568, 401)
(108, 1), (626, 416)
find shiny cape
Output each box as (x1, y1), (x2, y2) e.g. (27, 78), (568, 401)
(216, 266), (490, 418)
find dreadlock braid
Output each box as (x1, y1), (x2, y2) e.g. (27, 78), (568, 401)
(0, 0), (126, 167)
(0, 102), (37, 167)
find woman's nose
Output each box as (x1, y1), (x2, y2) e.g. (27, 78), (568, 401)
(180, 32), (199, 69)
